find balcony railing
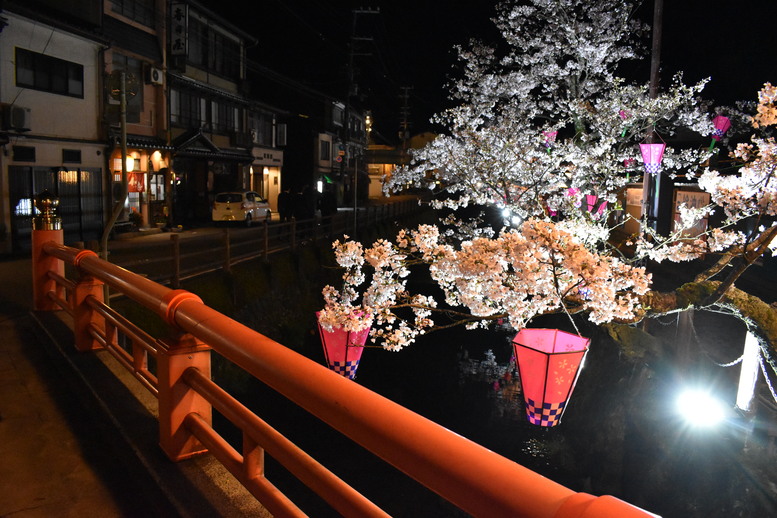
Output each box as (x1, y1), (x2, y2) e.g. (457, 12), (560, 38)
(31, 219), (657, 517)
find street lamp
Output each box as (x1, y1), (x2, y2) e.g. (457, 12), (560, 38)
(676, 389), (727, 428)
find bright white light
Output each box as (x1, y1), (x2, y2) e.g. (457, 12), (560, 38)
(676, 389), (726, 427)
(511, 215), (523, 226)
(502, 208), (511, 218)
(736, 332), (760, 411)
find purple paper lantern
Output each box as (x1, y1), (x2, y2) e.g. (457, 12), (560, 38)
(711, 115), (731, 141)
(640, 143), (666, 175)
(542, 130), (558, 148)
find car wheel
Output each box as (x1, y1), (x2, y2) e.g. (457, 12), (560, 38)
(245, 214), (252, 227)
(265, 210), (272, 223)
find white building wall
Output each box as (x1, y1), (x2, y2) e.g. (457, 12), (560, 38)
(0, 12), (105, 254)
(0, 12), (103, 141)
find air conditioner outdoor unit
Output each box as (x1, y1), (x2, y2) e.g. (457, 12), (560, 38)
(147, 66), (164, 86)
(2, 104), (31, 131)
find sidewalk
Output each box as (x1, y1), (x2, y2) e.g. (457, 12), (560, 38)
(0, 257), (180, 517)
(0, 255), (268, 517)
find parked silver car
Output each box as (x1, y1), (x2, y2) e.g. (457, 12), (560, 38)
(212, 191), (271, 226)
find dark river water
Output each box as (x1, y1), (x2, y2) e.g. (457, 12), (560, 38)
(222, 308), (777, 518)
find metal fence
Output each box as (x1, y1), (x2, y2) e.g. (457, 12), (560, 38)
(111, 200), (420, 287)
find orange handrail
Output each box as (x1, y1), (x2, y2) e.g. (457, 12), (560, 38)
(35, 238), (657, 518)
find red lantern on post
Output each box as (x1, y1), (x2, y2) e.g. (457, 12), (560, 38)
(316, 312), (370, 379)
(639, 143), (666, 176)
(512, 329), (590, 427)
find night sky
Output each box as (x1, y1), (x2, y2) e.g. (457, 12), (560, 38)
(215, 0), (777, 143)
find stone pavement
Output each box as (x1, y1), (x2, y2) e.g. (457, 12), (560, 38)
(0, 255), (269, 517)
(0, 257), (178, 517)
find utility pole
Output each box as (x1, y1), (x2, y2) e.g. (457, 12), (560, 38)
(345, 7), (379, 231)
(642, 0), (664, 233)
(399, 86), (413, 161)
(100, 70), (135, 303)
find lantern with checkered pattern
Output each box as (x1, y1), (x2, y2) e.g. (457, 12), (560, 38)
(512, 329), (590, 427)
(316, 313), (370, 380)
(639, 143), (666, 176)
(711, 115), (731, 141)
(709, 115), (731, 150)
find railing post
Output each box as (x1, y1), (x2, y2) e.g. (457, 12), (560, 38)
(223, 227), (231, 273)
(72, 250), (107, 352)
(263, 220), (269, 263)
(157, 290), (211, 462)
(31, 190), (64, 311)
(157, 332), (212, 461)
(170, 233), (181, 289)
(290, 218), (297, 250)
(243, 433), (265, 481)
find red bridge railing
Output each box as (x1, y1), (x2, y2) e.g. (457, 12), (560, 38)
(31, 222), (657, 517)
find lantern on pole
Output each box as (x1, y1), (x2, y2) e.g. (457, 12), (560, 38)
(709, 115), (731, 150)
(639, 142), (666, 176)
(316, 312), (370, 379)
(512, 329), (590, 427)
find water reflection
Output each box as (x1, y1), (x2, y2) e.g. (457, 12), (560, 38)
(234, 306), (777, 517)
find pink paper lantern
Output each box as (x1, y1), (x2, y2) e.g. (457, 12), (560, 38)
(640, 143), (666, 175)
(316, 313), (370, 379)
(584, 194), (607, 217)
(711, 115), (731, 141)
(512, 329), (590, 427)
(542, 131), (558, 149)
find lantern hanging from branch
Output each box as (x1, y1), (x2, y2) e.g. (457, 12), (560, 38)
(619, 109), (632, 137)
(512, 329), (590, 427)
(584, 194), (607, 218)
(639, 143), (666, 176)
(316, 312), (370, 380)
(709, 115), (731, 150)
(542, 131), (558, 151)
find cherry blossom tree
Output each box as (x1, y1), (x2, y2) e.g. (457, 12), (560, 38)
(319, 0), (777, 377)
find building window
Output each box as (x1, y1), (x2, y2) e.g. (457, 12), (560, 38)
(276, 123), (287, 146)
(62, 149), (81, 163)
(110, 0), (154, 28)
(171, 88), (201, 128)
(188, 17), (207, 67)
(13, 146), (35, 162)
(320, 140), (331, 161)
(213, 101), (239, 133)
(249, 111), (274, 147)
(331, 104), (345, 127)
(187, 16), (241, 79)
(212, 32), (239, 77)
(109, 53), (144, 123)
(15, 48), (83, 98)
